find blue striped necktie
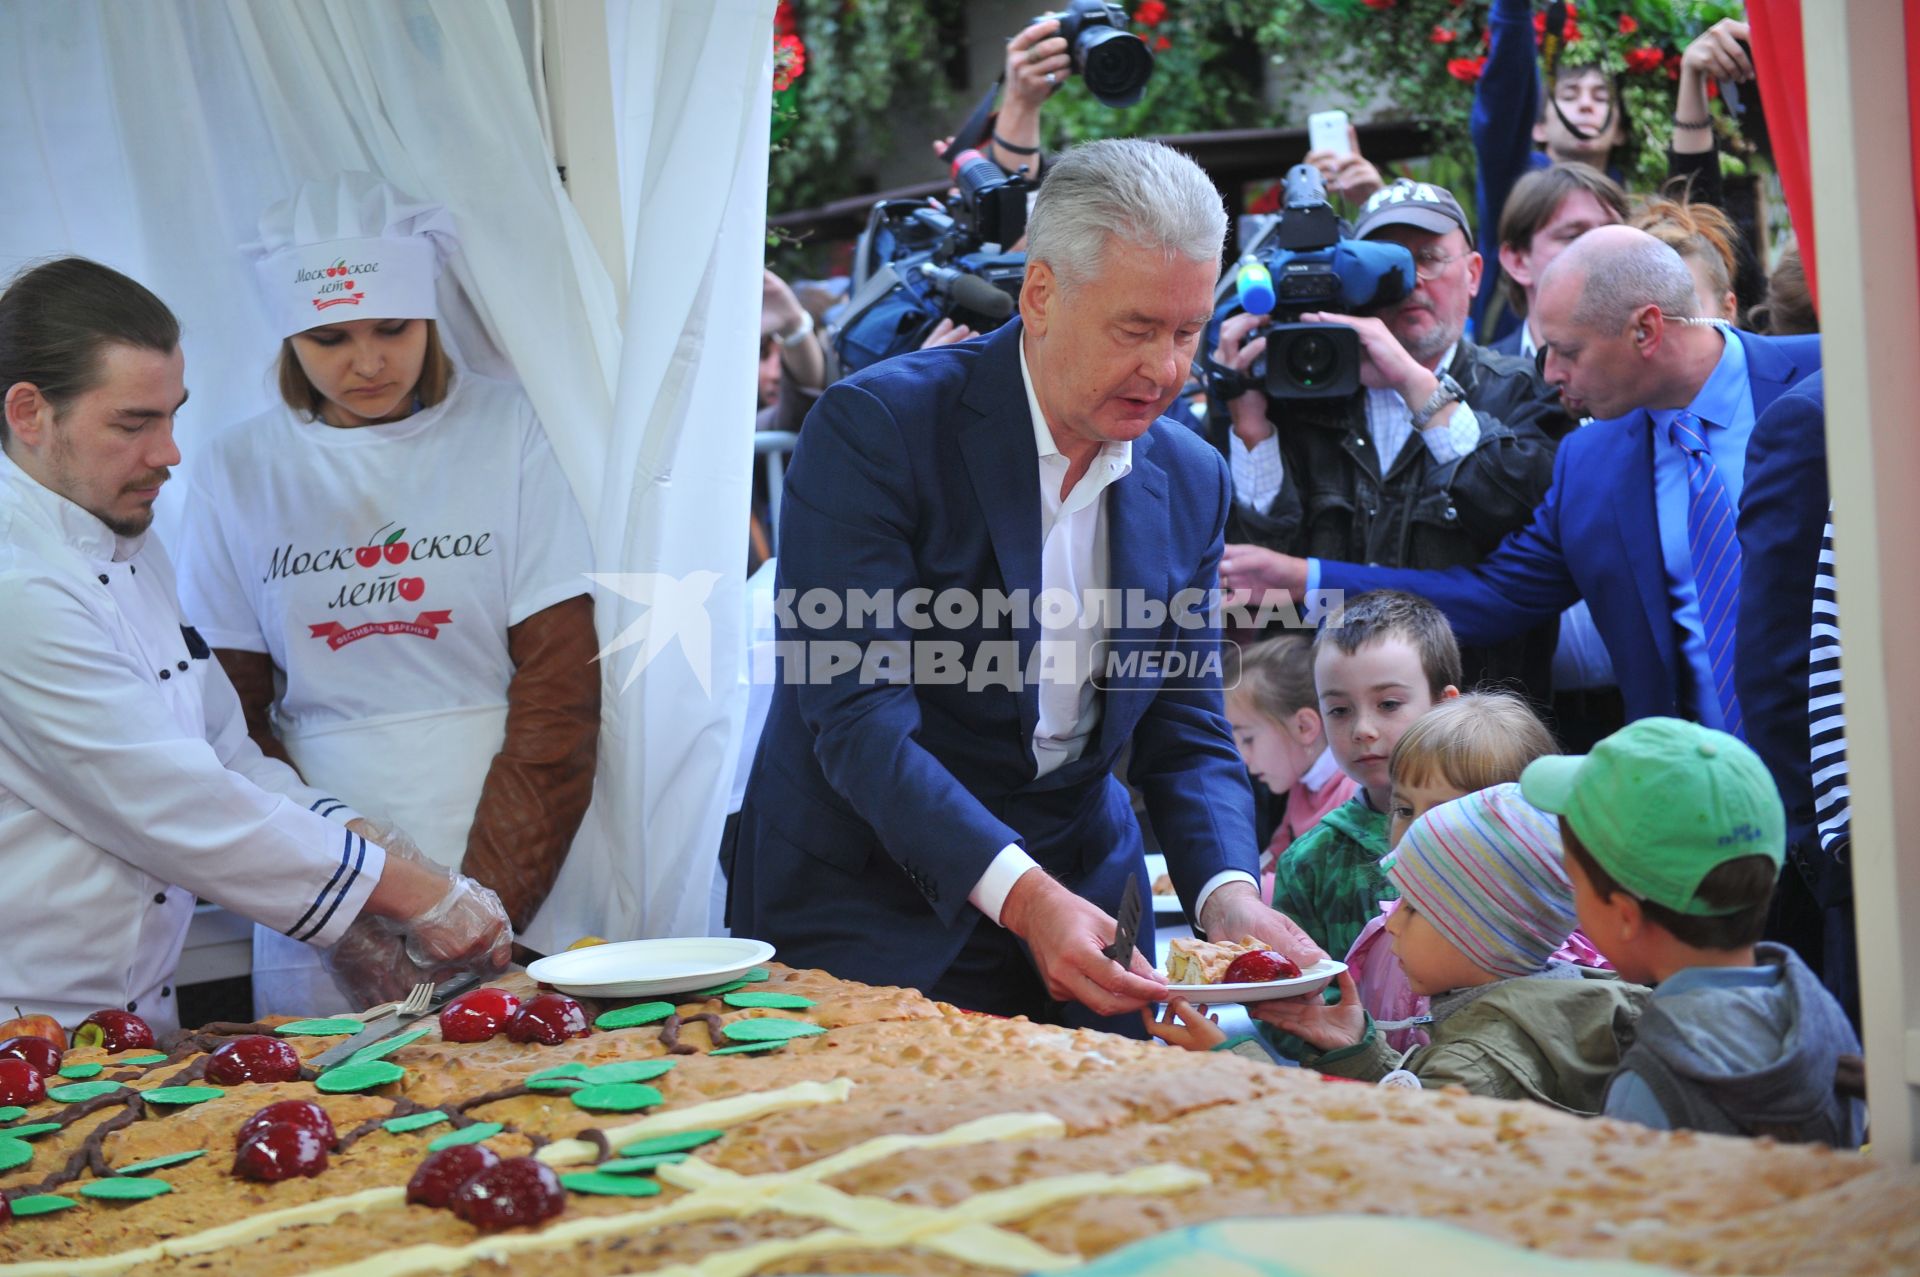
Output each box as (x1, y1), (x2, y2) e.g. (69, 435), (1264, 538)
(1668, 410), (1745, 738)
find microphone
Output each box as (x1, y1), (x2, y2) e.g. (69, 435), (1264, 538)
(1235, 257), (1276, 316)
(919, 263), (1014, 320)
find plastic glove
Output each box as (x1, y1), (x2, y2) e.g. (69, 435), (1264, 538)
(346, 817), (435, 868)
(401, 873), (513, 974)
(321, 915), (425, 1008)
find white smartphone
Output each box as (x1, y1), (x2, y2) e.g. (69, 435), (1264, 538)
(1307, 109), (1352, 157)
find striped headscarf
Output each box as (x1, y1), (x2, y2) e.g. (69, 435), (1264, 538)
(1383, 783), (1576, 979)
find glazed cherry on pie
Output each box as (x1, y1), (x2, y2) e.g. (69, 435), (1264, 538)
(236, 1099), (336, 1149)
(450, 1157), (565, 1231)
(406, 1143), (501, 1209)
(438, 988), (523, 1043)
(205, 1036), (304, 1085)
(504, 994), (588, 1046)
(232, 1121), (330, 1181)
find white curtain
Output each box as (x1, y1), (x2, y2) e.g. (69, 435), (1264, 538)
(0, 0), (768, 950)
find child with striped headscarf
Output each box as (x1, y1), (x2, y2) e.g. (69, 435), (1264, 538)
(1255, 783), (1649, 1113)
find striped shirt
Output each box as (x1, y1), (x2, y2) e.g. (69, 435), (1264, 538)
(1809, 512), (1849, 857)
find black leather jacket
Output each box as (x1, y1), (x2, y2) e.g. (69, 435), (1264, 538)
(1212, 339), (1569, 699)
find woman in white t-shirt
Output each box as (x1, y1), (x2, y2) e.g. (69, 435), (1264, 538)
(177, 174), (600, 1015)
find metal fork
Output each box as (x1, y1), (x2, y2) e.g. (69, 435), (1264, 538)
(356, 980), (436, 1024)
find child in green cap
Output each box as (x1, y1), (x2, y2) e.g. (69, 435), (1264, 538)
(1521, 717), (1865, 1147)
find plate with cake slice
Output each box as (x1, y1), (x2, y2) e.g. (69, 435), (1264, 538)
(1162, 934), (1346, 1004)
(1142, 854), (1183, 914)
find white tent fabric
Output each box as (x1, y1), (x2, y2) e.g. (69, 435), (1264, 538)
(0, 0), (767, 952)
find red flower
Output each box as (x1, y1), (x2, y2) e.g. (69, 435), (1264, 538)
(1623, 45), (1665, 73)
(1134, 0), (1167, 26)
(1533, 4), (1581, 41)
(1430, 25), (1457, 44)
(1248, 182), (1282, 215)
(1447, 55), (1488, 82)
(1665, 51), (1683, 79)
(773, 32), (806, 92)
(1361, 0), (1395, 9)
(1706, 78), (1719, 98)
(774, 0), (796, 36)
(1154, 34), (1172, 50)
(1617, 13), (1638, 35)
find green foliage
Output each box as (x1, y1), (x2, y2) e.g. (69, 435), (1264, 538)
(770, 0), (955, 215)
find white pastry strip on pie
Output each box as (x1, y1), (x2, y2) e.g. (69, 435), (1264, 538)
(0, 1079), (855, 1277)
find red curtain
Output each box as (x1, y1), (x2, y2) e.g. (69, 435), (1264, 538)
(1748, 0), (1920, 305)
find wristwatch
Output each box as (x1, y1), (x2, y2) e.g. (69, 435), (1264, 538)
(1411, 372), (1466, 429)
(778, 308), (815, 350)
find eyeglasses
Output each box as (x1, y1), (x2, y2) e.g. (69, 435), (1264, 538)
(1412, 248), (1469, 282)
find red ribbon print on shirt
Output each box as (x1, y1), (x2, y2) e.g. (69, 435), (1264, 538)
(308, 610), (453, 650)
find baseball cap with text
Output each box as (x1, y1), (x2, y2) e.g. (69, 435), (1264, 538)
(1353, 179), (1473, 242)
(1521, 717), (1784, 916)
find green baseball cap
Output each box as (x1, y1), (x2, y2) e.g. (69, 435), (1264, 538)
(1520, 717), (1784, 916)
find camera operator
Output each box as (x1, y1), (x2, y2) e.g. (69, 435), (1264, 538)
(1216, 180), (1568, 700)
(988, 17), (1067, 178)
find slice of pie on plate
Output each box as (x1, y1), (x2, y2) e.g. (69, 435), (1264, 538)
(1165, 935), (1265, 985)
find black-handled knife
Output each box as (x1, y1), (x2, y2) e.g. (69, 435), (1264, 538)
(1103, 876), (1143, 965)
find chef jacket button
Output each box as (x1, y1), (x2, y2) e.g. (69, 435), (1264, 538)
(126, 1001), (138, 1013)
(159, 669), (171, 681)
(161, 986), (172, 998)
(98, 574), (109, 585)
(153, 892), (167, 905)
(177, 661), (189, 672)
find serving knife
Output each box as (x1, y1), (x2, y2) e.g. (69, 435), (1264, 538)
(1103, 875), (1143, 965)
(311, 971), (481, 1071)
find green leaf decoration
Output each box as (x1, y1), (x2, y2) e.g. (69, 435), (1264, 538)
(385, 528), (406, 546)
(0, 1106), (24, 1121)
(719, 1019), (826, 1043)
(275, 1018), (365, 1036)
(57, 1062), (103, 1079)
(560, 1171), (662, 1198)
(690, 979), (751, 997)
(7, 1194), (75, 1216)
(721, 992), (815, 1010)
(3, 1123), (63, 1139)
(708, 1041), (786, 1056)
(143, 1086), (225, 1107)
(618, 1129), (724, 1157)
(427, 1122), (503, 1151)
(568, 1083), (663, 1113)
(0, 1137), (33, 1171)
(81, 1177), (172, 1200)
(383, 1110), (450, 1135)
(350, 1028), (429, 1064)
(114, 1149), (206, 1174)
(580, 1060), (675, 1085)
(45, 1080), (126, 1103)
(593, 1002), (676, 1030)
(114, 1054), (168, 1067)
(525, 1076), (587, 1093)
(596, 1152), (689, 1174)
(315, 1060), (405, 1094)
(524, 1063), (588, 1084)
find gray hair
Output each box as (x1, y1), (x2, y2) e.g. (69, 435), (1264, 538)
(1552, 226), (1701, 331)
(1024, 139), (1226, 288)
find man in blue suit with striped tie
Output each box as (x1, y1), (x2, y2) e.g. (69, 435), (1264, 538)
(1219, 226), (1820, 736)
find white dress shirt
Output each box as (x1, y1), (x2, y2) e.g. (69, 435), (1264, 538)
(0, 453), (382, 1031)
(1231, 344), (1479, 512)
(968, 342), (1257, 926)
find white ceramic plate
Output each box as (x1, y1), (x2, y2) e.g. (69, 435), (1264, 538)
(1142, 854), (1182, 914)
(1163, 958), (1346, 1005)
(525, 937), (777, 998)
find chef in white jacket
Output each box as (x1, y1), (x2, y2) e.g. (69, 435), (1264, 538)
(0, 257), (512, 1032)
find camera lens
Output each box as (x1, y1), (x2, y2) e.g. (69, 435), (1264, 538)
(1287, 333), (1337, 387)
(1075, 27), (1154, 108)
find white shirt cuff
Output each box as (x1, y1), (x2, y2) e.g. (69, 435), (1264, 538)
(1305, 557), (1323, 596)
(968, 843), (1041, 925)
(1417, 399), (1480, 465)
(1228, 432), (1285, 513)
(1192, 869), (1259, 929)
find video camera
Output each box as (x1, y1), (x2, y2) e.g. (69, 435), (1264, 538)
(831, 150), (1031, 376)
(1211, 164), (1415, 403)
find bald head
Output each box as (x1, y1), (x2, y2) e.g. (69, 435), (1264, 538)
(1537, 225), (1701, 333)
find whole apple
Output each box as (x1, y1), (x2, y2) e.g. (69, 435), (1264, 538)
(74, 1010), (155, 1053)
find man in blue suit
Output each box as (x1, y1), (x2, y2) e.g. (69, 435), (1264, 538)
(733, 140), (1321, 1034)
(1217, 225), (1820, 734)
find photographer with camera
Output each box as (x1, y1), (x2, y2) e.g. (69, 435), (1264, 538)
(1216, 179), (1567, 699)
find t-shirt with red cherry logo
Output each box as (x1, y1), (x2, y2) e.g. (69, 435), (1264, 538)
(176, 374), (593, 736)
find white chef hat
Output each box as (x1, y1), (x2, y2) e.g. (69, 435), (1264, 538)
(250, 172), (457, 338)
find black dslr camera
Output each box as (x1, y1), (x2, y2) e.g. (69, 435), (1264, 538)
(831, 151), (1032, 376)
(1210, 165), (1416, 404)
(1042, 0), (1154, 108)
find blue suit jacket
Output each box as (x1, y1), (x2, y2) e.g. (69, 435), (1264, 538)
(733, 320), (1258, 993)
(1735, 370), (1841, 905)
(1319, 330), (1822, 724)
